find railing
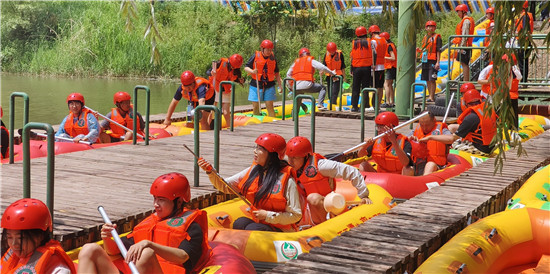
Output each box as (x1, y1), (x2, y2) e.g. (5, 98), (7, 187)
(132, 85), (150, 145)
(193, 105), (221, 187)
(219, 80), (236, 131)
(360, 88), (378, 140)
(410, 82), (427, 122)
(9, 92), (29, 164)
(293, 94), (316, 151)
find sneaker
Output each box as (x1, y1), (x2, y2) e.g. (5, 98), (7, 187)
(317, 105), (327, 111)
(351, 107), (360, 113)
(365, 107), (375, 112)
(380, 103), (389, 108)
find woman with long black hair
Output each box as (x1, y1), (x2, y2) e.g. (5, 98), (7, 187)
(198, 133), (302, 232)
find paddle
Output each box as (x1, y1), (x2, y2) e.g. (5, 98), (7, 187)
(254, 60), (262, 116)
(443, 92), (456, 124)
(35, 132), (93, 145)
(97, 206), (140, 274)
(327, 112), (430, 162)
(85, 107), (150, 139)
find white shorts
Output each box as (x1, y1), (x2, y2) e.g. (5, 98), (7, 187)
(214, 91), (231, 104)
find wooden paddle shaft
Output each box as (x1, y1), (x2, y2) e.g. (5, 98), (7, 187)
(85, 106), (146, 139)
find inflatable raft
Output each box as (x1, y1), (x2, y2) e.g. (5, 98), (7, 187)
(507, 165), (550, 211)
(205, 183), (394, 270)
(415, 207), (550, 274)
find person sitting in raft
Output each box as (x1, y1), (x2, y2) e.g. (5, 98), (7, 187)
(1, 198), (76, 274)
(77, 173), (212, 273)
(418, 89), (497, 156)
(198, 133), (302, 232)
(408, 111), (452, 176)
(1, 106), (9, 159)
(358, 111), (415, 176)
(56, 92), (100, 143)
(285, 136), (372, 226)
(99, 91), (145, 143)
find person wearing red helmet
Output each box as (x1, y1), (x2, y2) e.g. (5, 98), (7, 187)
(163, 70), (215, 130)
(244, 39), (283, 117)
(453, 3), (475, 81)
(420, 89), (497, 155)
(369, 25), (387, 110)
(99, 91), (145, 143)
(350, 26), (374, 112)
(285, 136), (371, 226)
(78, 172), (212, 273)
(286, 47), (337, 111)
(380, 32), (397, 108)
(418, 20), (442, 102)
(56, 92), (100, 143)
(1, 198), (76, 274)
(358, 112), (415, 175)
(198, 133), (302, 232)
(408, 111), (452, 175)
(207, 54), (245, 126)
(322, 42), (347, 109)
(515, 0), (534, 84)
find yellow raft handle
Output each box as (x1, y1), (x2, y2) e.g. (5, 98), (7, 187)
(305, 236), (324, 248)
(488, 228), (498, 239)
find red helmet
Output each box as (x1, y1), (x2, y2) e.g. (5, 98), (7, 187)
(66, 93), (85, 105)
(368, 25), (380, 34)
(299, 47), (310, 56)
(261, 39), (274, 49)
(150, 173), (191, 202)
(379, 32), (390, 40)
(486, 7), (494, 14)
(180, 70), (195, 86)
(255, 133), (286, 159)
(326, 42), (337, 53)
(459, 82), (476, 93)
(463, 89), (482, 104)
(1, 198), (52, 232)
(355, 26), (367, 37)
(375, 111), (399, 127)
(455, 4), (468, 12)
(114, 91), (131, 104)
(523, 1), (528, 9)
(425, 20), (437, 28)
(229, 54), (243, 69)
(286, 136), (312, 158)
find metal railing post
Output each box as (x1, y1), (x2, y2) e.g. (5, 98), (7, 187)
(133, 85), (150, 145)
(22, 122), (55, 223)
(193, 106), (221, 187)
(293, 95), (316, 151)
(360, 88), (378, 140)
(9, 92), (30, 164)
(446, 80), (460, 111)
(282, 78), (296, 121)
(219, 81), (236, 131)
(410, 82), (428, 119)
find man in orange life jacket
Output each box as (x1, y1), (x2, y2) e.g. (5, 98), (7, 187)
(418, 20), (442, 102)
(358, 112), (415, 175)
(285, 136), (371, 226)
(56, 92), (100, 143)
(286, 47), (337, 111)
(369, 25), (387, 111)
(420, 89), (497, 155)
(515, 0), (534, 84)
(99, 91), (145, 143)
(453, 4), (475, 81)
(380, 32), (396, 108)
(408, 111), (452, 176)
(244, 39), (283, 117)
(483, 7), (495, 62)
(207, 54), (245, 126)
(78, 173), (211, 274)
(350, 26), (374, 113)
(322, 42), (347, 110)
(1, 198), (76, 274)
(163, 70), (214, 130)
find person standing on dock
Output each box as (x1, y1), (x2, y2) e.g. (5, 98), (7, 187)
(286, 47), (337, 111)
(350, 26), (374, 113)
(369, 25), (387, 110)
(380, 32), (396, 108)
(77, 173), (212, 273)
(198, 133), (302, 232)
(207, 54), (245, 126)
(323, 42), (347, 110)
(163, 70), (215, 130)
(56, 93), (100, 143)
(418, 20), (442, 103)
(99, 91), (145, 143)
(244, 39), (283, 117)
(453, 4), (475, 82)
(285, 136), (372, 227)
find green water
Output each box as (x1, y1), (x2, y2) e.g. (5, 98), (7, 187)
(1, 73), (257, 129)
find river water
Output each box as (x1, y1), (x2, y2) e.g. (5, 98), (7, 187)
(1, 73), (256, 129)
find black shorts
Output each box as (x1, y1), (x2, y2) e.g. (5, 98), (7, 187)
(421, 60), (437, 81)
(456, 49), (471, 65)
(385, 67), (396, 80)
(374, 70), (385, 88)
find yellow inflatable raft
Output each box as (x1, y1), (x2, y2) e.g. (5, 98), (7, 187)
(507, 165), (550, 211)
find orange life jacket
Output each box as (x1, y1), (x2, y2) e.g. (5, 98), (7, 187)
(421, 33), (441, 61)
(324, 50), (344, 76)
(237, 164), (297, 231)
(1, 239), (76, 274)
(515, 11), (534, 34)
(457, 102), (498, 146)
(413, 122), (449, 166)
(252, 51), (277, 82)
(297, 153), (332, 197)
(128, 209), (212, 274)
(181, 77), (214, 102)
(292, 56), (315, 82)
(1, 125), (9, 159)
(484, 20), (494, 47)
(453, 16), (475, 46)
(350, 38), (373, 67)
(64, 108), (91, 138)
(210, 58), (238, 94)
(481, 64), (518, 99)
(372, 36), (387, 66)
(384, 42), (397, 69)
(108, 108), (143, 139)
(372, 134), (408, 174)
